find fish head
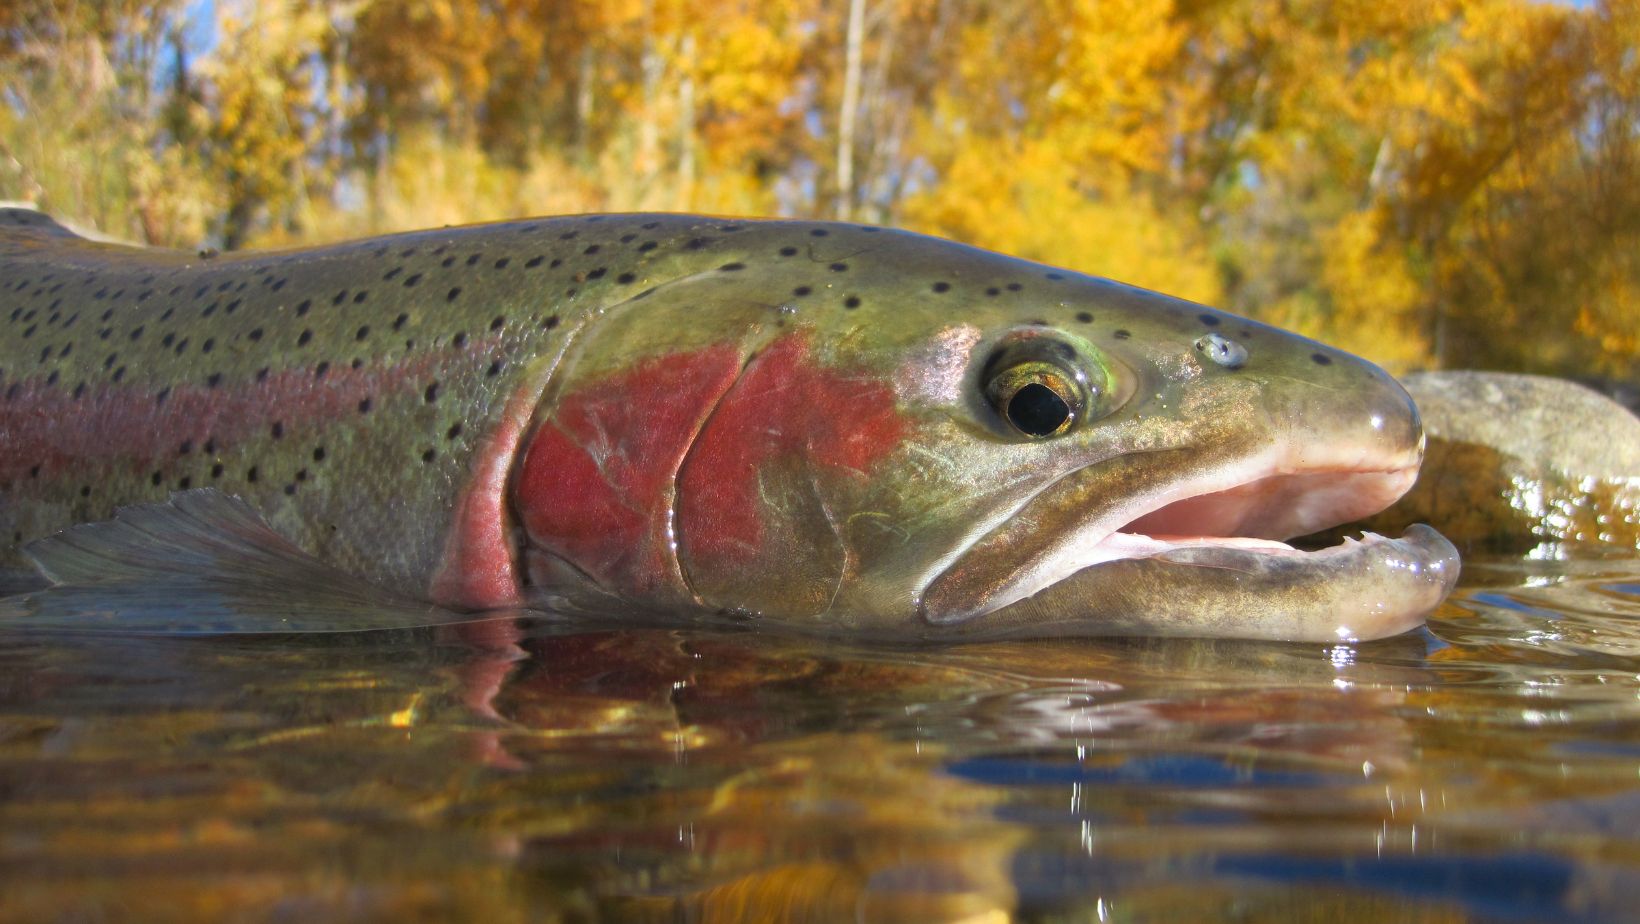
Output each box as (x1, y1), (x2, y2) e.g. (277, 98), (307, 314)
(514, 221), (1457, 641)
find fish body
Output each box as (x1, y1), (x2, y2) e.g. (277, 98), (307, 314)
(0, 208), (1458, 640)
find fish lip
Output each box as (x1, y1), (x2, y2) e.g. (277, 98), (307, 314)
(943, 524), (1461, 642)
(921, 443), (1457, 637)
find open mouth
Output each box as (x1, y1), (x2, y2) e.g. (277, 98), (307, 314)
(922, 451), (1461, 642)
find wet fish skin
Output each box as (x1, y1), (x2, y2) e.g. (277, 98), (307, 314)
(0, 208), (1457, 640)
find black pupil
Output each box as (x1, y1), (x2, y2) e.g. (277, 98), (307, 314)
(1007, 382), (1070, 436)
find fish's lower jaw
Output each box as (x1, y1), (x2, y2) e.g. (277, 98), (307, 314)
(928, 524), (1459, 642)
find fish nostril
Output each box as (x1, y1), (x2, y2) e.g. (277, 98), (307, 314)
(1194, 332), (1247, 369)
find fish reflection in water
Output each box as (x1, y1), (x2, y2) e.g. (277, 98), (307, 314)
(3, 558), (1637, 922)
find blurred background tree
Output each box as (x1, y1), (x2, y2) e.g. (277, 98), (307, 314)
(2, 0), (1634, 378)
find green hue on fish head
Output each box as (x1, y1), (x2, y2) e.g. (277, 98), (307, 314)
(518, 221), (1456, 642)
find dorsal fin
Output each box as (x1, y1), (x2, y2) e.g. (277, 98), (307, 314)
(0, 489), (484, 634)
(0, 206), (88, 240)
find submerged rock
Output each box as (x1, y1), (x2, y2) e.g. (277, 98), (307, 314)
(1340, 372), (1640, 552)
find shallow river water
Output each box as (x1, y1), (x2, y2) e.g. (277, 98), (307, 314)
(2, 548), (1637, 922)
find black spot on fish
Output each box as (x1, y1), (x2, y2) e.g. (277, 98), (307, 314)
(1311, 353), (1333, 365)
(249, 327), (263, 341)
(178, 476), (191, 490)
(489, 316), (505, 331)
(452, 332), (468, 348)
(358, 397), (372, 413)
(284, 484), (296, 496)
(297, 330), (312, 347)
(425, 382), (440, 403)
(206, 372), (221, 388)
(1114, 329), (1132, 340)
(45, 370), (57, 385)
(620, 233), (637, 243)
(932, 281), (951, 293)
(617, 272), (636, 284)
(202, 338), (215, 354)
(392, 313), (409, 331)
(550, 258), (564, 268)
(526, 255), (544, 268)
(399, 247), (417, 258)
(560, 231), (579, 240)
(111, 366), (124, 383)
(720, 263), (746, 272)
(296, 468), (308, 482)
(642, 221), (659, 230)
(271, 278), (286, 291)
(587, 268), (607, 280)
(465, 254), (481, 266)
(421, 448), (436, 463)
(225, 298), (242, 313)
(150, 471), (162, 486)
(1199, 313), (1220, 327)
(314, 361), (330, 379)
(404, 273), (422, 287)
(1006, 283), (1022, 292)
(179, 440), (192, 455)
(1045, 272), (1064, 281)
(313, 446), (326, 461)
(810, 228), (829, 237)
(793, 286), (812, 297)
(73, 382), (85, 399)
(844, 296), (861, 309)
(1076, 311), (1093, 323)
(80, 485), (90, 497)
(271, 421), (284, 439)
(204, 438), (216, 454)
(256, 367), (269, 382)
(446, 423), (463, 439)
(830, 263), (848, 272)
(441, 256), (456, 268)
(355, 325), (370, 341)
(544, 315), (560, 329)
(638, 241), (657, 253)
(296, 299), (312, 317)
(685, 238), (710, 250)
(487, 360), (503, 377)
(211, 463), (224, 478)
(246, 466), (259, 483)
(155, 386), (170, 404)
(494, 257), (510, 269)
(778, 246), (798, 257)
(352, 291), (367, 304)
(447, 287), (462, 302)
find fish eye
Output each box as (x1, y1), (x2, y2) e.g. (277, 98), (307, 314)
(986, 360), (1086, 438)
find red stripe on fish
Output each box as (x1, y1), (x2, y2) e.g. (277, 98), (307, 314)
(0, 340), (500, 484)
(676, 332), (906, 567)
(514, 345), (742, 596)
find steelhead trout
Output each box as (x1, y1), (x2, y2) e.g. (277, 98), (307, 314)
(0, 208), (1458, 641)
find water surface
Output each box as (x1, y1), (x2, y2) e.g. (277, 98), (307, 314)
(2, 549), (1637, 922)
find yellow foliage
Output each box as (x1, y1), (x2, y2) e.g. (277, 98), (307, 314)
(904, 139), (1221, 306)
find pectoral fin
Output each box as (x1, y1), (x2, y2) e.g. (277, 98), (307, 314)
(0, 489), (478, 634)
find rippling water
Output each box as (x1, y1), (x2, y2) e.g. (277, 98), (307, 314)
(2, 550), (1638, 922)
